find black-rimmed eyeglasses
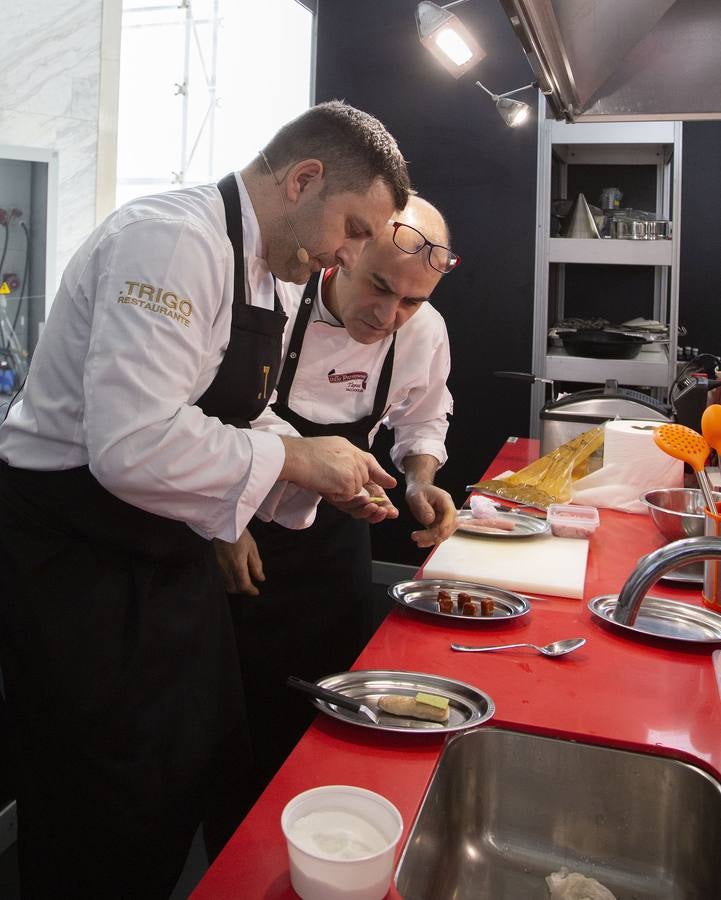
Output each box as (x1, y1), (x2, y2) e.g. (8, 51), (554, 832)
(391, 222), (461, 275)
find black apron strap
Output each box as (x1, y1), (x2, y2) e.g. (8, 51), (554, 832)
(195, 175), (287, 426)
(369, 331), (396, 425)
(217, 174), (245, 311)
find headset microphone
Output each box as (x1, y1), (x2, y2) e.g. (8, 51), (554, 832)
(259, 150), (310, 266)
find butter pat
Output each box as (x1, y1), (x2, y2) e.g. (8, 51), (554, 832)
(415, 692), (449, 712)
(377, 694), (450, 722)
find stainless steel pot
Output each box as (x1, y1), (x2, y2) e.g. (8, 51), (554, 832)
(611, 217), (649, 239)
(494, 373), (671, 455)
(647, 219), (672, 239)
(540, 385), (670, 454)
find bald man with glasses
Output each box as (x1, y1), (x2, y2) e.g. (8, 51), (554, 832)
(215, 195), (459, 798)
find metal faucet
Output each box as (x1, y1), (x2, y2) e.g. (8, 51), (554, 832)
(614, 536), (721, 625)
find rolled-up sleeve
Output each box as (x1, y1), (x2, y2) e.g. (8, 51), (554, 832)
(82, 217), (285, 542)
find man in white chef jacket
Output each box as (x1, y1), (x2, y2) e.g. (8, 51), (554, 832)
(0, 101), (410, 899)
(217, 195), (458, 795)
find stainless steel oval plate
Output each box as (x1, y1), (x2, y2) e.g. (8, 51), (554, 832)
(389, 578), (531, 623)
(588, 594), (721, 644)
(314, 670), (495, 734)
(455, 509), (549, 538)
(660, 562), (704, 585)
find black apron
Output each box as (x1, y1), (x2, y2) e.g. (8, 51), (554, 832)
(0, 173), (286, 899)
(234, 270), (395, 796)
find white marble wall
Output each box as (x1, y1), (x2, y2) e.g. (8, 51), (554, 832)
(0, 0), (104, 279)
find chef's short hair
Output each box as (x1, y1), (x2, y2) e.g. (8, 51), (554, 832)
(260, 100), (410, 211)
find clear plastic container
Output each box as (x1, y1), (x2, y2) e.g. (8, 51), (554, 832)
(548, 503), (600, 539)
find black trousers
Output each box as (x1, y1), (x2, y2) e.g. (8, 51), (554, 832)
(234, 503), (373, 799)
(0, 463), (252, 899)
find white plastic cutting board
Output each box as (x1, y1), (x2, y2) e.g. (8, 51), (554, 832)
(422, 532), (589, 599)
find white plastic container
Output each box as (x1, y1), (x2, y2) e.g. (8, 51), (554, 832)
(548, 503), (600, 539)
(281, 785), (403, 900)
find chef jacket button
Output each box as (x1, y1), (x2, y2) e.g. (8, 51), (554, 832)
(289, 351), (297, 359)
(304, 297), (311, 304)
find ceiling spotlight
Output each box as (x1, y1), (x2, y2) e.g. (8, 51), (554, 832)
(416, 1), (485, 79)
(475, 80), (536, 127)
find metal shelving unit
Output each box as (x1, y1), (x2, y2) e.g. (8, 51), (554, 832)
(530, 111), (682, 436)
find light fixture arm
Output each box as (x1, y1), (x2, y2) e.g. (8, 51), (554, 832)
(498, 81), (537, 99)
(475, 80), (537, 101)
(474, 80), (499, 101)
(441, 0), (472, 8)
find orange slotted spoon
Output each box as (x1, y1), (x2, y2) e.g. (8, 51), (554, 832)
(701, 405), (721, 612)
(702, 404), (721, 462)
(654, 423), (716, 511)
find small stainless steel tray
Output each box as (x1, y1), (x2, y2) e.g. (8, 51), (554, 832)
(389, 579), (531, 622)
(455, 509), (549, 538)
(588, 594), (721, 643)
(314, 669), (495, 734)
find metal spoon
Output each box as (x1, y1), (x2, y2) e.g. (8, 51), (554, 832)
(450, 637), (586, 657)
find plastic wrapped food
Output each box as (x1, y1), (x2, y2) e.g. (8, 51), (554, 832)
(470, 427), (605, 508)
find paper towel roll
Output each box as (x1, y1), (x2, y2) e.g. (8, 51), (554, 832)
(571, 419), (683, 513)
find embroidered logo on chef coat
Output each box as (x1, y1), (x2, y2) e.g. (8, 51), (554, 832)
(328, 368), (368, 393)
(117, 281), (193, 328)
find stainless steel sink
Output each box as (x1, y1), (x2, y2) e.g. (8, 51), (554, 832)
(395, 728), (721, 899)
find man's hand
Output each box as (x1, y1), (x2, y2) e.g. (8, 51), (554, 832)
(279, 435), (396, 501)
(402, 455), (456, 548)
(213, 529), (265, 595)
(406, 482), (457, 547)
(326, 483), (400, 523)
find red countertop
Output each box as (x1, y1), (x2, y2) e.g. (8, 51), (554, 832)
(192, 437), (721, 900)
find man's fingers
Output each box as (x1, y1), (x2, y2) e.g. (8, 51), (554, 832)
(408, 491), (435, 526)
(364, 455), (397, 489)
(411, 527), (439, 548)
(247, 546), (265, 583)
(436, 505), (458, 540)
(236, 574), (260, 596)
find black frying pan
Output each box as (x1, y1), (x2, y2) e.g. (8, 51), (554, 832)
(559, 330), (650, 360)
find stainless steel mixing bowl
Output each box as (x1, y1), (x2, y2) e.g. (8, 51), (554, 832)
(641, 487), (718, 541)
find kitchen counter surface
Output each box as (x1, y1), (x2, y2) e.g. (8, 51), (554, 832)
(192, 437), (721, 899)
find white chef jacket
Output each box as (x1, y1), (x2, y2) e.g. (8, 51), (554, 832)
(253, 272), (452, 523)
(0, 174), (286, 543)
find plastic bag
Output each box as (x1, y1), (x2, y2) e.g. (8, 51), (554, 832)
(470, 427), (605, 509)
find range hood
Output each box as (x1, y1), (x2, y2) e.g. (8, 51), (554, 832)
(499, 0), (721, 122)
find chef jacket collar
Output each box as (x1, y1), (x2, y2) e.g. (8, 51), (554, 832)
(234, 172), (274, 309)
(317, 267), (343, 326)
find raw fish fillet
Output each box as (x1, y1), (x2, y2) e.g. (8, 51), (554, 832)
(467, 495), (516, 531)
(546, 866), (617, 899)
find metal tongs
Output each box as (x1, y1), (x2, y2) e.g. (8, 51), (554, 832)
(286, 675), (380, 725)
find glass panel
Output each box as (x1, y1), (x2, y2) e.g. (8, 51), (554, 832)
(117, 0), (314, 205)
(117, 7), (186, 184)
(211, 0), (313, 177)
